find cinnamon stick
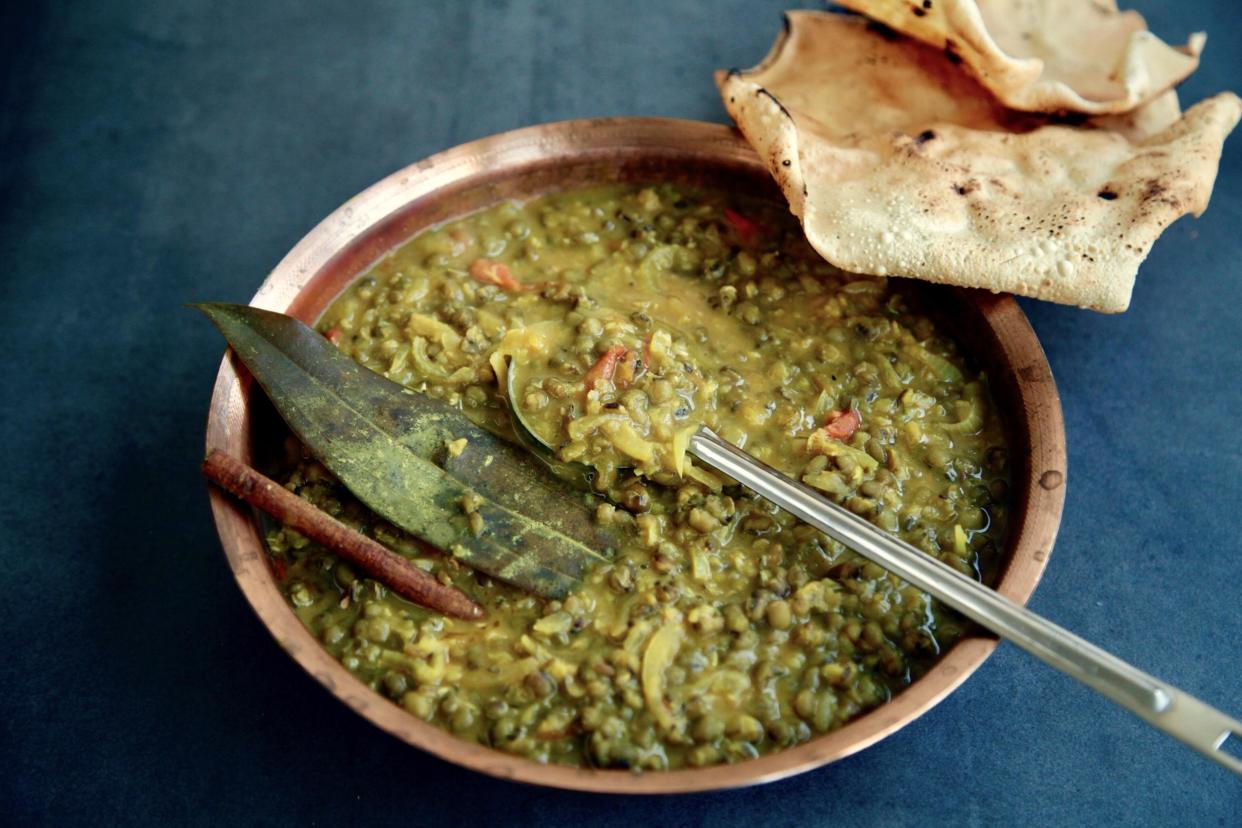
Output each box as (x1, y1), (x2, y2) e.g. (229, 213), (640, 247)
(203, 449), (485, 620)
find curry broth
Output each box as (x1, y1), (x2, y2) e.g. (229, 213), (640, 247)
(266, 184), (1010, 770)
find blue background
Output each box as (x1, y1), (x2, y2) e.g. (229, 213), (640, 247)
(2, 1), (1239, 824)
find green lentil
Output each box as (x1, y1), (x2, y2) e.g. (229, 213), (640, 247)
(265, 184), (1010, 772)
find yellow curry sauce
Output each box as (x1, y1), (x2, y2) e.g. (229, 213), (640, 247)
(267, 185), (1010, 770)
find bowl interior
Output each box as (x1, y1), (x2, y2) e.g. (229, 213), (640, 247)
(205, 117), (1066, 793)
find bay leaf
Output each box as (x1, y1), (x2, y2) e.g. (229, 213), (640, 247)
(196, 303), (616, 598)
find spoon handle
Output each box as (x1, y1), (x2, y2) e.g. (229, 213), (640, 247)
(689, 426), (1242, 776)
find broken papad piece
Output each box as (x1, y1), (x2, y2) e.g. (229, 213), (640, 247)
(718, 12), (1240, 312)
(834, 0), (1205, 116)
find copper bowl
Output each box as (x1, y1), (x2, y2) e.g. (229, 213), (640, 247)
(204, 117), (1067, 793)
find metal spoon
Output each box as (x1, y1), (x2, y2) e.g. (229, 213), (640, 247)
(687, 425), (1242, 777)
(503, 379), (1242, 775)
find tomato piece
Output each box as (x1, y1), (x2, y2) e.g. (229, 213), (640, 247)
(584, 345), (629, 391)
(723, 207), (763, 246)
(613, 349), (643, 388)
(468, 258), (524, 291)
(822, 409), (861, 441)
(323, 327), (343, 346)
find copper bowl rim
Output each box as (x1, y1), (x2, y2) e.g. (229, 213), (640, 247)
(203, 116), (1067, 794)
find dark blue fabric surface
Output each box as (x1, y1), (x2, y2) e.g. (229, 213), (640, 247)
(2, 1), (1239, 824)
